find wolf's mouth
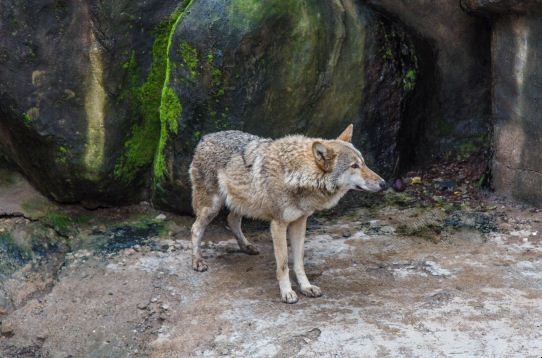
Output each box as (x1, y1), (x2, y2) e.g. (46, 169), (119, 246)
(354, 185), (364, 191)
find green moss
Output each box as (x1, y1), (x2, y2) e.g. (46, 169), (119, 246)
(179, 41), (199, 79)
(153, 0), (195, 182)
(154, 87), (182, 180)
(457, 142), (479, 160)
(230, 0), (262, 23)
(204, 50), (230, 130)
(403, 68), (416, 92)
(115, 11), (183, 183)
(161, 87), (181, 135)
(44, 212), (73, 235)
(57, 145), (68, 165)
(43, 211), (92, 236)
(21, 108), (39, 126)
(211, 68), (222, 86)
(381, 27), (398, 62)
(228, 0), (286, 28)
(208, 59), (224, 96)
(384, 29), (397, 42)
(382, 48), (393, 61)
(22, 112), (32, 125)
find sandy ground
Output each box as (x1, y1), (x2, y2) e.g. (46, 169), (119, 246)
(1, 168), (542, 357)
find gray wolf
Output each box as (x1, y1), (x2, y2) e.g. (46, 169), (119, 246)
(189, 124), (386, 303)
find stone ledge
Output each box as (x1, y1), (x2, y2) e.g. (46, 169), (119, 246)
(462, 0), (542, 15)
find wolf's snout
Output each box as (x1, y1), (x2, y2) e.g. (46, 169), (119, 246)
(379, 180), (388, 191)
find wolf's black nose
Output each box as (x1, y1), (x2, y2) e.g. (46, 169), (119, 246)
(379, 181), (388, 190)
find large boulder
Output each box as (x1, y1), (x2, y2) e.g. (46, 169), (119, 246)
(0, 0), (416, 213)
(0, 0), (182, 206)
(152, 0), (417, 212)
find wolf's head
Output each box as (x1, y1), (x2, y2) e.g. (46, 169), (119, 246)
(312, 124), (387, 192)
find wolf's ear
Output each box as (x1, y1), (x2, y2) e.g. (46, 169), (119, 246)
(337, 124), (353, 142)
(312, 141), (336, 172)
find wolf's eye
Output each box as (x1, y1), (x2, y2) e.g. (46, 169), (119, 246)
(351, 163), (359, 169)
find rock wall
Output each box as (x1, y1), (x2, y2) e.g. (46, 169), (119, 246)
(1, 0), (415, 213)
(4, 0), (541, 210)
(366, 0), (492, 167)
(463, 1), (542, 206)
(152, 0), (416, 212)
(0, 0), (181, 207)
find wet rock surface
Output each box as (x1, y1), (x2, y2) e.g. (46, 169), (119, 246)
(1, 0), (415, 213)
(0, 0), (181, 205)
(153, 0), (416, 212)
(366, 0), (492, 166)
(1, 165), (542, 356)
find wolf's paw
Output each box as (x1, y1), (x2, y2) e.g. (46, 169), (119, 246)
(192, 257), (208, 272)
(301, 285), (322, 298)
(281, 289), (299, 304)
(241, 244), (260, 255)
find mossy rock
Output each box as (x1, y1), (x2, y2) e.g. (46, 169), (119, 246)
(152, 0), (416, 213)
(0, 0), (415, 213)
(0, 0), (183, 205)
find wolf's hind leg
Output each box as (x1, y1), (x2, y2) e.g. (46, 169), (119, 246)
(289, 215), (322, 298)
(227, 212), (259, 255)
(191, 196), (222, 272)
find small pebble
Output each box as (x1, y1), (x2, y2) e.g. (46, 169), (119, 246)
(36, 333), (47, 340)
(392, 178), (406, 192)
(155, 214), (167, 221)
(1, 322), (14, 336)
(410, 176), (422, 185)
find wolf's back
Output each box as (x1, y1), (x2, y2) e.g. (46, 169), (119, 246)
(190, 130), (261, 181)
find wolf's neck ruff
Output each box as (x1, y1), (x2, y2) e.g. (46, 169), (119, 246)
(283, 169), (339, 194)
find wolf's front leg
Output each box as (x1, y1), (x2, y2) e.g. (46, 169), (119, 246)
(289, 216), (322, 298)
(271, 220), (298, 303)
